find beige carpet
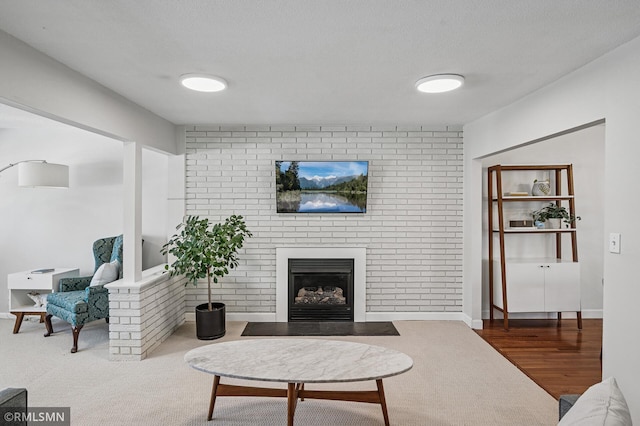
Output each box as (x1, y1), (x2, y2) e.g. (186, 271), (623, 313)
(0, 317), (557, 425)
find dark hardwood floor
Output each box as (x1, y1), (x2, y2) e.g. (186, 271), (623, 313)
(475, 318), (602, 399)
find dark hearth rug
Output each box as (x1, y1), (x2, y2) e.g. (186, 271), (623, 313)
(241, 321), (400, 337)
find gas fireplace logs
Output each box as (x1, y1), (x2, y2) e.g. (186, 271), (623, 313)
(295, 286), (346, 304)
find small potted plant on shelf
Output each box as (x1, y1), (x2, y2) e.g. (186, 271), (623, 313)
(532, 203), (581, 229)
(161, 215), (252, 340)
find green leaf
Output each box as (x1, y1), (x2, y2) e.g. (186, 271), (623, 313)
(161, 214), (252, 303)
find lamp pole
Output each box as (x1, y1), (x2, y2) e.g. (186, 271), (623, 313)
(0, 159), (48, 174)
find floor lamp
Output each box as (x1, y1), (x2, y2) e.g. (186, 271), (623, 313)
(0, 160), (69, 188)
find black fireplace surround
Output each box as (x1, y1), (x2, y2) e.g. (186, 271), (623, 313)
(288, 258), (354, 322)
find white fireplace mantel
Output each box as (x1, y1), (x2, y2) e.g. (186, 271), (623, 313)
(276, 247), (366, 322)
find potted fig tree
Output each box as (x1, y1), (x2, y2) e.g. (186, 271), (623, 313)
(161, 215), (252, 340)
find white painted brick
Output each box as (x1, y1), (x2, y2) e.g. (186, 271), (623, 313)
(184, 126), (462, 314)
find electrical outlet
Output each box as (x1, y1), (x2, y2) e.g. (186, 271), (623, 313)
(609, 233), (621, 254)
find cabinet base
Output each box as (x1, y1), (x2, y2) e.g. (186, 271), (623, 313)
(490, 306), (582, 331)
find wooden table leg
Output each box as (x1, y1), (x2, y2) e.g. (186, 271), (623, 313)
(287, 383), (299, 426)
(201, 378), (392, 425)
(11, 312), (25, 334)
(208, 375), (220, 421)
(296, 383), (305, 401)
(376, 379), (390, 426)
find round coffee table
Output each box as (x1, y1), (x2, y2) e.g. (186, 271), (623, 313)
(185, 338), (413, 426)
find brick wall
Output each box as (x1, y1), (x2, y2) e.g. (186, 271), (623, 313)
(184, 125), (463, 316)
(107, 267), (186, 361)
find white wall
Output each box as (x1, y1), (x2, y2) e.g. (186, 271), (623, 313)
(184, 125), (464, 319)
(141, 148), (169, 268)
(480, 125), (605, 317)
(0, 120), (170, 315)
(0, 29), (178, 289)
(0, 30), (176, 154)
(0, 125), (123, 314)
(464, 35), (640, 421)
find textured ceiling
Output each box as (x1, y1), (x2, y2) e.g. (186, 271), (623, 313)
(1, 1), (640, 126)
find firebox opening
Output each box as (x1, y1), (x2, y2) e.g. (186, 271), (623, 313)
(288, 258), (354, 322)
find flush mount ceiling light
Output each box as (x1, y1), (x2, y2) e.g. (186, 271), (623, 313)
(415, 74), (465, 93)
(180, 74), (227, 92)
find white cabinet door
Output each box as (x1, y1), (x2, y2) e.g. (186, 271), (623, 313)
(544, 263), (581, 311)
(495, 260), (580, 314)
(505, 263), (545, 312)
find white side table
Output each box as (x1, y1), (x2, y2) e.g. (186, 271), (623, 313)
(8, 268), (79, 333)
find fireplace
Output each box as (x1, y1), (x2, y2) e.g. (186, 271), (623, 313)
(288, 258), (354, 322)
(276, 247), (366, 322)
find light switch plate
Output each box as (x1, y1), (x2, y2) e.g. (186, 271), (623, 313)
(609, 233), (621, 254)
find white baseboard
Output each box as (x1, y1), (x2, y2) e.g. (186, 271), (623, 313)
(0, 313), (14, 320)
(185, 312), (277, 322)
(364, 312), (464, 322)
(461, 313), (484, 329)
(227, 313), (277, 322)
(185, 311), (469, 323)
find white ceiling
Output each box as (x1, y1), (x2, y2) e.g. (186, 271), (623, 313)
(1, 1), (640, 126)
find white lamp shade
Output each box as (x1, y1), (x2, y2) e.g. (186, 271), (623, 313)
(18, 162), (69, 188)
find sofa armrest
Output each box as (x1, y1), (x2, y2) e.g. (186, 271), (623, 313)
(58, 276), (92, 292)
(559, 394), (581, 420)
(0, 387), (27, 408)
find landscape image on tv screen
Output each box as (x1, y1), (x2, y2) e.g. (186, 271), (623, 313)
(275, 161), (368, 213)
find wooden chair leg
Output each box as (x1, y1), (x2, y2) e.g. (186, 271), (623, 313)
(71, 325), (83, 353)
(44, 314), (54, 337)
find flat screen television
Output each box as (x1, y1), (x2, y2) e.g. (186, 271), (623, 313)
(275, 161), (368, 213)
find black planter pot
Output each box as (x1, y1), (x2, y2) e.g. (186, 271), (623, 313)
(195, 302), (226, 340)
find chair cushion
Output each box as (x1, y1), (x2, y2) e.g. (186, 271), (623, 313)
(90, 259), (120, 286)
(47, 291), (88, 313)
(558, 377), (632, 426)
(46, 302), (89, 327)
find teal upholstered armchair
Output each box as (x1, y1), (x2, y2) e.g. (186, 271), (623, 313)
(44, 235), (123, 353)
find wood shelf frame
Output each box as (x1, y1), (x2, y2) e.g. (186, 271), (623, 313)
(488, 164), (581, 330)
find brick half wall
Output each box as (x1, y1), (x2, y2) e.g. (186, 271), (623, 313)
(106, 265), (186, 361)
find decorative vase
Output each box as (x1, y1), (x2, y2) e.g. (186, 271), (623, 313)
(545, 218), (561, 229)
(195, 302), (226, 340)
(532, 179), (551, 196)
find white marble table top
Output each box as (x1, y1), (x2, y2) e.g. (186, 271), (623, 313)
(184, 339), (413, 384)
